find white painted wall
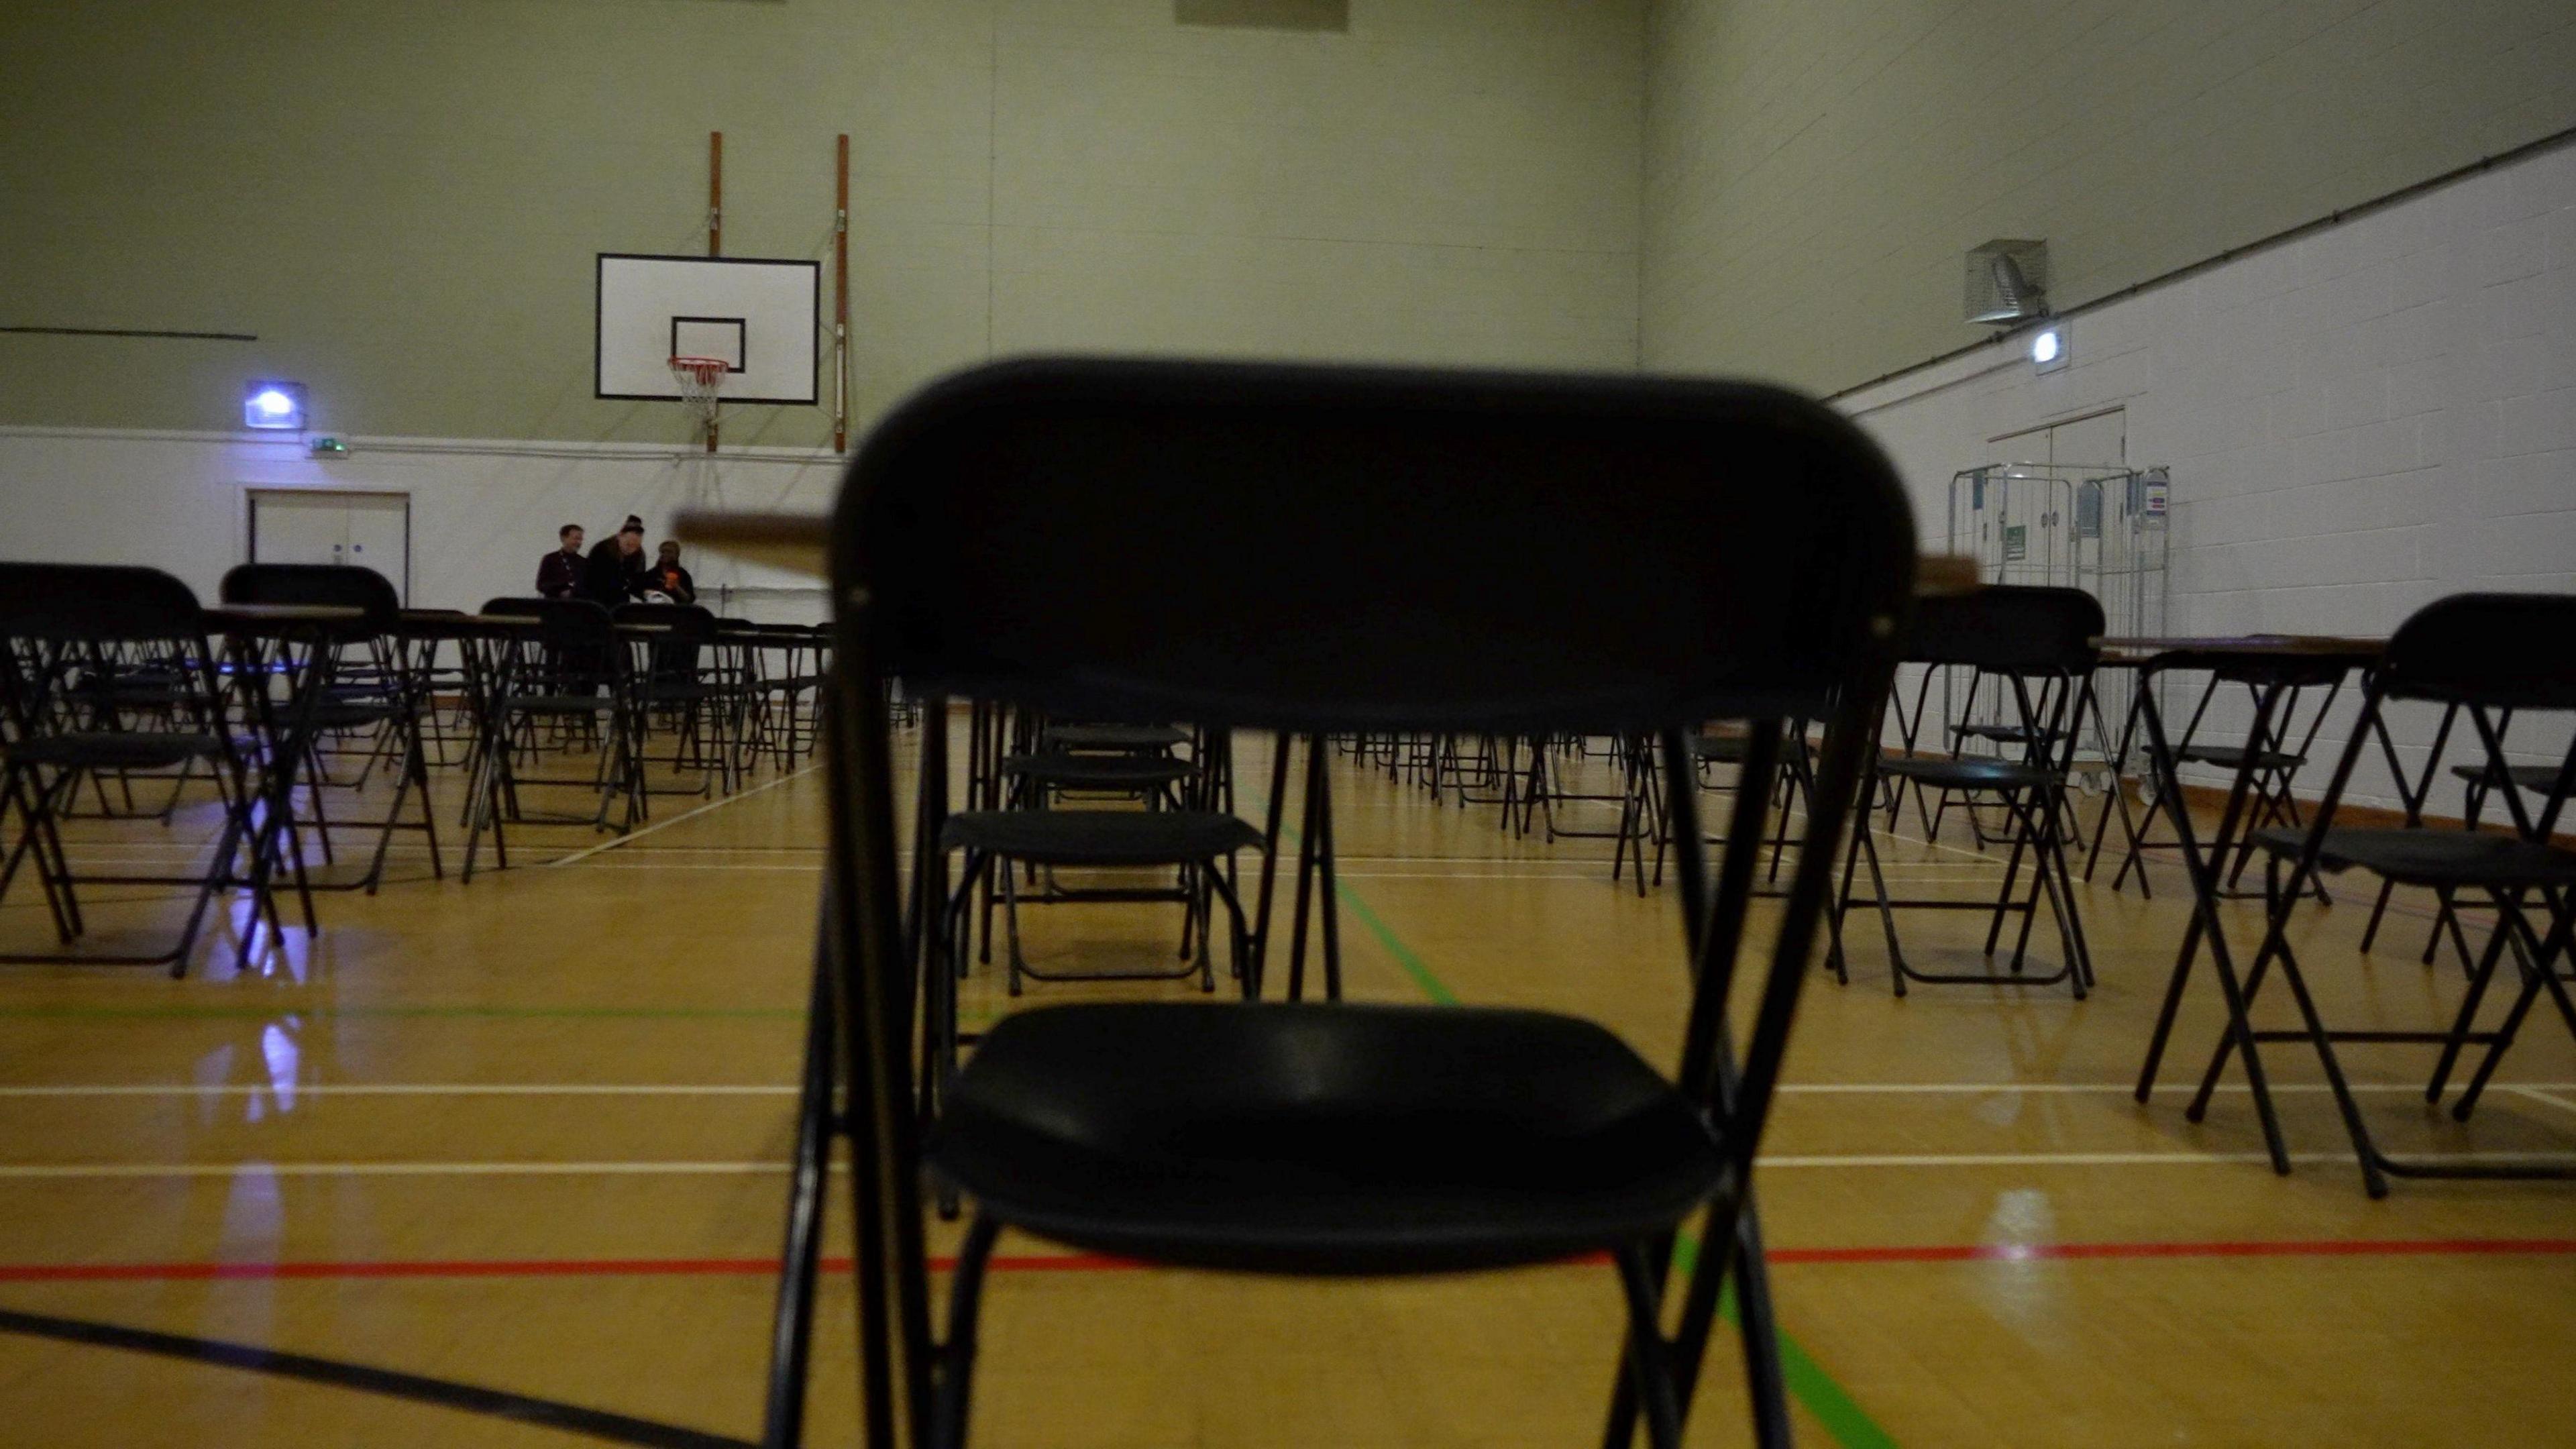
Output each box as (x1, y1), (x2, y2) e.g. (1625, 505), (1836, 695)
(1837, 139), (2576, 810)
(0, 429), (843, 621)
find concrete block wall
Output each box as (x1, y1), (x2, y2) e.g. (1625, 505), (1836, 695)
(1838, 138), (2576, 810)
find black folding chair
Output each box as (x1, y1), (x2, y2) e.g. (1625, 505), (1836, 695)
(616, 601), (744, 796)
(461, 598), (646, 871)
(2208, 592), (2576, 1197)
(0, 563), (250, 974)
(1827, 585), (2102, 997)
(2090, 656), (2344, 901)
(765, 358), (1914, 1449)
(219, 563), (440, 892)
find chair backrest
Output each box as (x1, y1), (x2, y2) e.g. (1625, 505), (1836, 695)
(816, 359), (1918, 1433)
(1903, 585), (2102, 675)
(480, 596), (545, 619)
(221, 561), (400, 633)
(0, 562), (205, 643)
(837, 359), (1916, 733)
(2381, 593), (2576, 711)
(531, 598), (616, 651)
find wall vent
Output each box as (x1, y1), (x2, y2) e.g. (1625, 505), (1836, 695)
(1965, 239), (2050, 325)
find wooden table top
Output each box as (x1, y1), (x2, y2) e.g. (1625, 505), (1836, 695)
(2094, 633), (2388, 663)
(397, 610), (671, 637)
(202, 602), (370, 633)
(678, 508), (1987, 600)
(676, 511), (834, 580)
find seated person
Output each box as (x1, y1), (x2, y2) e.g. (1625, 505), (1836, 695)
(645, 541), (696, 604)
(535, 524), (585, 598)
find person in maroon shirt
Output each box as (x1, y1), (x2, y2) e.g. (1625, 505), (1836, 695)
(535, 524), (584, 598)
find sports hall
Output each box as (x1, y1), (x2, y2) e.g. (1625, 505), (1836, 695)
(3, 3), (2574, 1446)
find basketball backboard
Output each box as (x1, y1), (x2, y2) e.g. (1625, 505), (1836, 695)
(594, 253), (820, 405)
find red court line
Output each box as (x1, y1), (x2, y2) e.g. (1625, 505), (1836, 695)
(1770, 1238), (2576, 1265)
(5, 1238), (2576, 1284)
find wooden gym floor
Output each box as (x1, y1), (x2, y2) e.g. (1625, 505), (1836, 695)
(1, 724), (2572, 1447)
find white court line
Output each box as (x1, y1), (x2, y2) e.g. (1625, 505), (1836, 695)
(4, 1081), (2569, 1099)
(544, 764), (816, 867)
(544, 863), (2039, 884)
(10, 1149), (2575, 1179)
(2507, 1087), (2576, 1117)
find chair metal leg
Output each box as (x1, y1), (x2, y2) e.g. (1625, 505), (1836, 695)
(932, 1215), (1003, 1449)
(1610, 1243), (1686, 1449)
(762, 949), (838, 1449)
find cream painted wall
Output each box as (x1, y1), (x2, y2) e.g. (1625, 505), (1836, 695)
(1640, 0), (2576, 394)
(0, 1), (1643, 445)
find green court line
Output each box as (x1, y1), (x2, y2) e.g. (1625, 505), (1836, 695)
(1328, 886), (1460, 1004)
(1670, 1232), (1899, 1449)
(1281, 782), (1899, 1448)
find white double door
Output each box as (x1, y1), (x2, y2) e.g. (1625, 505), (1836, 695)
(247, 490), (410, 601)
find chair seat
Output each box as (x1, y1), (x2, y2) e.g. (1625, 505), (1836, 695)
(1041, 724), (1189, 751)
(9, 732), (219, 770)
(2178, 744), (2305, 771)
(636, 681), (724, 702)
(2251, 826), (2576, 889)
(309, 700), (400, 729)
(1003, 753), (1195, 788)
(1878, 756), (2057, 792)
(1951, 722), (2058, 744)
(76, 682), (186, 709)
(928, 1003), (1725, 1275)
(505, 693), (621, 715)
(940, 809), (1259, 865)
(2448, 763), (2566, 794)
(1691, 733), (1750, 764)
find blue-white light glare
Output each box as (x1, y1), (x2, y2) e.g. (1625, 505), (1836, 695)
(243, 380), (307, 430)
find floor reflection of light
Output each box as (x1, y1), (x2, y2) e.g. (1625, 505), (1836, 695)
(215, 1164), (282, 1346)
(1974, 1189), (2059, 1327)
(1984, 1187), (2055, 1248)
(262, 1020), (302, 1114)
(221, 893), (314, 985)
(192, 1044), (236, 1130)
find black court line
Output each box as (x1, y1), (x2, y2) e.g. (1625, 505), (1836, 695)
(0, 1305), (754, 1448)
(0, 325), (258, 341)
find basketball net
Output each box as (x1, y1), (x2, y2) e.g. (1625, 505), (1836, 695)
(669, 356), (726, 455)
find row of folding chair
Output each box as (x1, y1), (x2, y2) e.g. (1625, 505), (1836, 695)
(0, 561), (439, 973)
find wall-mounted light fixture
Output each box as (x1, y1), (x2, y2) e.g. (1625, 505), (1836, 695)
(244, 380), (307, 431)
(2030, 323), (2070, 374)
